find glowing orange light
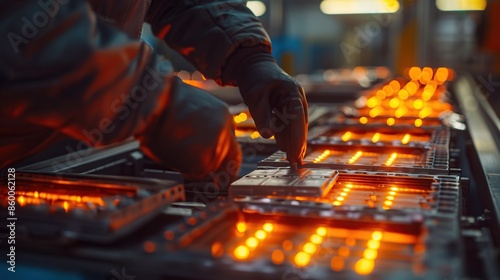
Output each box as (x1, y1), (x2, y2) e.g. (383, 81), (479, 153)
(316, 227), (328, 236)
(422, 90), (434, 101)
(347, 151), (363, 164)
(376, 90), (386, 100)
(310, 234), (323, 245)
(143, 241), (156, 253)
(18, 196), (25, 207)
(294, 252), (311, 267)
(271, 250), (285, 265)
(246, 237), (259, 248)
(338, 246), (350, 257)
(434, 67), (449, 84)
(363, 248), (378, 259)
(255, 230), (267, 240)
(401, 134), (411, 144)
(236, 222), (246, 233)
(420, 67), (433, 84)
(211, 241), (224, 258)
(333, 201), (342, 206)
(234, 245), (250, 260)
(384, 200), (393, 206)
(342, 132), (352, 142)
(367, 240), (380, 249)
(16, 191), (104, 207)
(250, 131), (260, 139)
(413, 99), (424, 110)
(331, 256), (345, 271)
(303, 242), (317, 254)
(313, 150), (331, 163)
(359, 117), (368, 124)
(369, 107), (383, 118)
(372, 231), (383, 241)
(263, 223), (274, 232)
(282, 240), (294, 251)
(389, 98), (400, 109)
(386, 118), (395, 126)
(336, 196), (345, 201)
(385, 152), (398, 166)
(389, 80), (401, 92)
(390, 187), (399, 191)
(409, 67), (422, 80)
(233, 112), (248, 123)
(413, 119), (422, 128)
(398, 89), (409, 100)
(345, 237), (356, 247)
(355, 258), (375, 275)
(419, 107), (432, 119)
(382, 85), (394, 96)
(405, 81), (419, 95)
(63, 201), (69, 212)
(372, 133), (381, 143)
(366, 97), (380, 108)
(395, 107), (407, 118)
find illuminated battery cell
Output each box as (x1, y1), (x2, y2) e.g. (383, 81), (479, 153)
(230, 168), (339, 198)
(145, 198), (460, 280)
(0, 172), (185, 243)
(260, 146), (450, 175)
(233, 168), (459, 214)
(309, 126), (450, 148)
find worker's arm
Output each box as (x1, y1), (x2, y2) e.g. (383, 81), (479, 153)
(0, 0), (168, 146)
(146, 0), (308, 166)
(0, 0), (241, 182)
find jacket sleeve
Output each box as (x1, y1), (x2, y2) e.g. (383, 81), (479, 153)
(145, 0), (272, 86)
(0, 0), (171, 148)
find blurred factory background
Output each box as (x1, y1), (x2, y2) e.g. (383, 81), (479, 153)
(144, 0), (500, 77)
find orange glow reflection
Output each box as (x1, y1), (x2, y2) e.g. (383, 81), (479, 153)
(386, 117), (395, 126)
(347, 151), (363, 164)
(401, 134), (411, 144)
(211, 241), (224, 258)
(355, 258), (375, 275)
(389, 80), (401, 92)
(409, 67), (421, 80)
(331, 256), (345, 271)
(271, 250), (285, 265)
(341, 132), (352, 142)
(294, 251), (311, 267)
(236, 222), (246, 233)
(234, 245), (250, 260)
(313, 150), (331, 163)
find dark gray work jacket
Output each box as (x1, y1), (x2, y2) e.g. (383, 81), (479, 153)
(0, 0), (271, 169)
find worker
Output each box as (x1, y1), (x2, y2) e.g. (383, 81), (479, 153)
(0, 0), (308, 188)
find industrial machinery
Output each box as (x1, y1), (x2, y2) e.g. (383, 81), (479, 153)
(1, 68), (499, 280)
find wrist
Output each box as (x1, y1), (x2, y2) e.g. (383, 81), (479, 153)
(221, 47), (276, 86)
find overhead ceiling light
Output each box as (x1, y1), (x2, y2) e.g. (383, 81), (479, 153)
(320, 0), (400, 15)
(436, 0), (487, 11)
(247, 1), (266, 17)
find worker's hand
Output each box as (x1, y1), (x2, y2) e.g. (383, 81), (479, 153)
(139, 77), (242, 189)
(236, 57), (308, 168)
